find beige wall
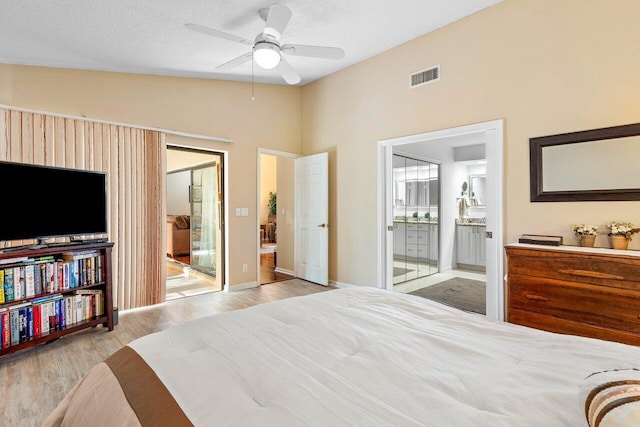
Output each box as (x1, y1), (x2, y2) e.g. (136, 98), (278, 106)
(0, 64), (302, 288)
(260, 154), (277, 225)
(302, 0), (640, 286)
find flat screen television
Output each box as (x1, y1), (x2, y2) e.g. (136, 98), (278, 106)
(0, 161), (107, 244)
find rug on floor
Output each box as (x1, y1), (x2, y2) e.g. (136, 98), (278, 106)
(409, 277), (485, 315)
(393, 267), (414, 277)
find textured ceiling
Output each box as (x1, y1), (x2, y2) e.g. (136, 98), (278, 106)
(1, 0), (502, 86)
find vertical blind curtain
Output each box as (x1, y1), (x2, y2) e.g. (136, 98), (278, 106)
(0, 108), (167, 309)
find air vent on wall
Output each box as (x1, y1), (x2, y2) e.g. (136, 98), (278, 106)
(410, 65), (440, 88)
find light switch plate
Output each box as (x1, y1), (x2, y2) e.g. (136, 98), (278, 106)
(241, 208), (249, 216)
(235, 208), (242, 216)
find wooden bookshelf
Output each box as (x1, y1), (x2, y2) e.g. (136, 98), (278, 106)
(0, 241), (114, 356)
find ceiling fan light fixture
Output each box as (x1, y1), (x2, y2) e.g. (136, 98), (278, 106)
(254, 43), (280, 69)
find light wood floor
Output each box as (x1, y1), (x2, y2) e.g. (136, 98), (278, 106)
(0, 279), (334, 427)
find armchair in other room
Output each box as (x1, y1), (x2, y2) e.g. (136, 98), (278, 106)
(167, 215), (190, 258)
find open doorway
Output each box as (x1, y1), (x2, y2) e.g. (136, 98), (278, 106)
(258, 150), (296, 285)
(379, 119), (504, 320)
(166, 146), (224, 299)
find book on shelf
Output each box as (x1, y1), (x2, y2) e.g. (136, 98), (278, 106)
(61, 250), (99, 260)
(24, 263), (35, 298)
(9, 302), (30, 346)
(9, 308), (18, 346)
(64, 295), (74, 327)
(40, 302), (50, 334)
(13, 266), (23, 300)
(0, 269), (4, 303)
(0, 256), (30, 266)
(26, 305), (34, 340)
(76, 289), (104, 317)
(3, 268), (14, 302)
(57, 298), (65, 329)
(73, 295), (82, 323)
(18, 304), (32, 343)
(34, 256), (53, 296)
(45, 262), (55, 293)
(0, 308), (9, 349)
(31, 294), (63, 336)
(33, 262), (42, 295)
(33, 304), (41, 337)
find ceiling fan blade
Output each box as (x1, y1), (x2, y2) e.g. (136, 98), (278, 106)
(263, 4), (292, 41)
(185, 23), (253, 46)
(216, 52), (253, 72)
(275, 57), (301, 85)
(281, 44), (345, 60)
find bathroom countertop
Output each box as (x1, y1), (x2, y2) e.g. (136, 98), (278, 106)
(393, 220), (439, 224)
(456, 219), (486, 226)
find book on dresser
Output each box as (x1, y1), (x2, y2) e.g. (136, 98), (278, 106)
(0, 242), (114, 356)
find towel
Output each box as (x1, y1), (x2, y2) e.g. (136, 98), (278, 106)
(458, 198), (470, 218)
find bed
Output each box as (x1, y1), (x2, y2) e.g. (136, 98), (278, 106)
(43, 287), (640, 426)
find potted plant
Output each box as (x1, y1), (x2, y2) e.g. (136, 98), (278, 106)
(268, 192), (277, 216)
(572, 224), (598, 247)
(606, 221), (640, 250)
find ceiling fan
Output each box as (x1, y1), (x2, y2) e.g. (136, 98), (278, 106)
(185, 4), (345, 85)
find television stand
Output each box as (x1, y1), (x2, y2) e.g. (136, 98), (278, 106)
(0, 241), (115, 357)
(70, 237), (109, 244)
(0, 243), (38, 253)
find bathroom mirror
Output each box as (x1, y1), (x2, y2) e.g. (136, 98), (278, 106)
(530, 122), (640, 201)
(469, 174), (486, 206)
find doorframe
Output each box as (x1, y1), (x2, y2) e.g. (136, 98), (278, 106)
(167, 144), (229, 292)
(256, 148), (300, 286)
(377, 119), (504, 320)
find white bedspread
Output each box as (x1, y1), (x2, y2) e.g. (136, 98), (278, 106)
(129, 287), (640, 426)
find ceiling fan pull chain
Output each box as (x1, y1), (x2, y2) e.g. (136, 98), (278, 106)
(251, 50), (255, 101)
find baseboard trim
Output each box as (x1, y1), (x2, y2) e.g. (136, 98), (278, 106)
(226, 281), (258, 292)
(274, 267), (295, 276)
(330, 280), (357, 288)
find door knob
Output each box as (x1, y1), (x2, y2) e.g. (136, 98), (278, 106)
(318, 223), (329, 228)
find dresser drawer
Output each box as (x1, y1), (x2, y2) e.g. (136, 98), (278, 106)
(508, 274), (640, 334)
(506, 247), (640, 291)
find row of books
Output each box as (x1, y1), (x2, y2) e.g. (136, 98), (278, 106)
(0, 250), (104, 304)
(0, 289), (105, 349)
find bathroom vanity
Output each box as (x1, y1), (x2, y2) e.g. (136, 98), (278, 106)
(456, 219), (486, 269)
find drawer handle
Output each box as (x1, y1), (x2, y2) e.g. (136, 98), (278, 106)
(525, 294), (548, 301)
(557, 269), (624, 280)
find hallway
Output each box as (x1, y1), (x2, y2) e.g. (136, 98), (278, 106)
(260, 243), (294, 285)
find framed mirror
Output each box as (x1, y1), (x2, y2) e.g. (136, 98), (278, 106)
(530, 122), (640, 201)
(469, 174), (486, 206)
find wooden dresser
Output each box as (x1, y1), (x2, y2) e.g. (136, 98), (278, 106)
(505, 243), (640, 346)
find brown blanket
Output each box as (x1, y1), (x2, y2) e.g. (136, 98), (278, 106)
(42, 346), (192, 426)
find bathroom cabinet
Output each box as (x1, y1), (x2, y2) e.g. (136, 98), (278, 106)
(456, 224), (485, 269)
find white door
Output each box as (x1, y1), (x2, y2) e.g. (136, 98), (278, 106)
(294, 152), (329, 286)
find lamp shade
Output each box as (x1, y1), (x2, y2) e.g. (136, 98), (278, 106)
(254, 43), (280, 69)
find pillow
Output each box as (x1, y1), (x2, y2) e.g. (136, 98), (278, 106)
(579, 369), (640, 427)
(175, 215), (189, 229)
